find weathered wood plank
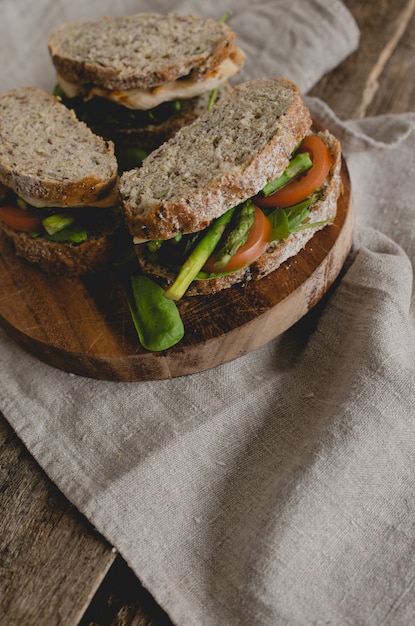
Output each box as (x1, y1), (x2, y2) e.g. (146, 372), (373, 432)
(309, 0), (415, 118)
(368, 2), (415, 115)
(0, 416), (116, 625)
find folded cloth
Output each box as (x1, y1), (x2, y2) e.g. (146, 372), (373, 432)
(4, 2), (415, 626)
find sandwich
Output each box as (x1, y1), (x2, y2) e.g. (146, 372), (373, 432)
(118, 77), (343, 299)
(47, 12), (245, 163)
(0, 86), (120, 276)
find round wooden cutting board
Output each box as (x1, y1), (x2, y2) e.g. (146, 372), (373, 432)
(0, 159), (353, 382)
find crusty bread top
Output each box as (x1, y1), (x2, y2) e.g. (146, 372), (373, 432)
(0, 87), (118, 207)
(134, 129), (343, 296)
(48, 13), (238, 91)
(119, 78), (313, 241)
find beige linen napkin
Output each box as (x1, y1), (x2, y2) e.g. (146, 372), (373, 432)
(4, 2), (415, 626)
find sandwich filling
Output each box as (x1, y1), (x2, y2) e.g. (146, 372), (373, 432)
(137, 133), (338, 300)
(0, 182), (118, 245)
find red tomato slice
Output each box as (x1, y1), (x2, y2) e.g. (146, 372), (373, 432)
(255, 134), (332, 209)
(203, 205), (272, 274)
(0, 204), (43, 232)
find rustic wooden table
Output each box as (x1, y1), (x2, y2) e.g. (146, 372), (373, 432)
(1, 1), (414, 624)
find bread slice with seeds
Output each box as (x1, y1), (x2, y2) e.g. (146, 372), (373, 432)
(118, 77), (343, 297)
(48, 12), (243, 91)
(0, 87), (118, 207)
(133, 129), (342, 295)
(47, 12), (245, 159)
(0, 87), (120, 276)
(119, 78), (313, 241)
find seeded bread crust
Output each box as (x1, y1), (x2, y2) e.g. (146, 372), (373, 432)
(119, 78), (313, 241)
(0, 87), (118, 207)
(1, 209), (120, 277)
(134, 130), (342, 296)
(48, 13), (238, 91)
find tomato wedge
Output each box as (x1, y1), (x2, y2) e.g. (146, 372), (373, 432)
(0, 204), (43, 232)
(202, 205), (271, 274)
(255, 134), (332, 209)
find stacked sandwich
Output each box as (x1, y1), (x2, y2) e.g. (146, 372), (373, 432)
(47, 12), (245, 159)
(119, 77), (342, 298)
(0, 87), (120, 276)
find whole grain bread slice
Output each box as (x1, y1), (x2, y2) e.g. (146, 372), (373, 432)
(48, 13), (239, 92)
(0, 87), (118, 208)
(135, 130), (342, 296)
(119, 78), (313, 241)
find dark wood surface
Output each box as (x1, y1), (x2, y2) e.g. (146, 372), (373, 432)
(1, 0), (415, 623)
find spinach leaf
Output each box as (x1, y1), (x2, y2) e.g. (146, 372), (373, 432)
(268, 197), (334, 241)
(268, 199), (312, 240)
(128, 274), (184, 351)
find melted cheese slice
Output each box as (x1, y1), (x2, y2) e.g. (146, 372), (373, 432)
(133, 235), (152, 244)
(57, 47), (245, 111)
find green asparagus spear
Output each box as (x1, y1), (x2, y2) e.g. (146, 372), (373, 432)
(262, 152), (312, 197)
(164, 206), (237, 300)
(213, 199), (256, 270)
(45, 226), (88, 243)
(42, 213), (75, 235)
